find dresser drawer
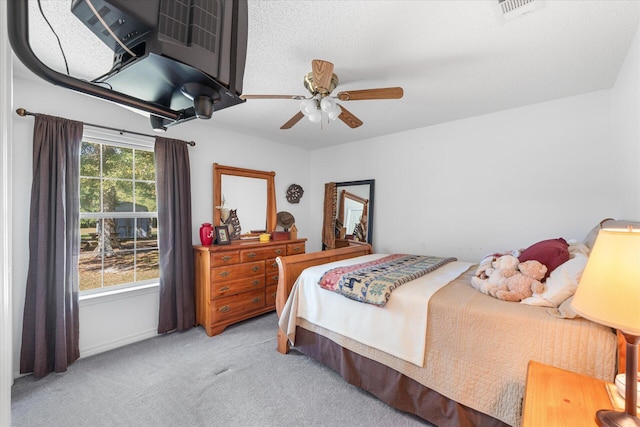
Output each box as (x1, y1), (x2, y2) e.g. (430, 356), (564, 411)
(210, 275), (265, 299)
(266, 255), (284, 286)
(211, 289), (265, 322)
(266, 258), (279, 273)
(240, 245), (286, 263)
(266, 271), (279, 286)
(210, 251), (240, 267)
(211, 261), (264, 282)
(286, 242), (305, 255)
(265, 285), (277, 307)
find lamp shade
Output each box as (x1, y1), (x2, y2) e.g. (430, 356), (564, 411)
(571, 229), (640, 335)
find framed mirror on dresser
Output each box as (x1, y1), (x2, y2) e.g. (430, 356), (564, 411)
(212, 163), (277, 234)
(194, 164), (306, 336)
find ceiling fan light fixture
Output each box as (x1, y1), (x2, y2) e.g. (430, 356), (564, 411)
(320, 96), (336, 113)
(308, 111), (322, 123)
(328, 107), (341, 121)
(300, 99), (317, 116)
(241, 59), (401, 129)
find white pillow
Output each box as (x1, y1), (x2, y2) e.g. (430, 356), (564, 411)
(546, 296), (581, 319)
(521, 252), (588, 308)
(567, 241), (589, 256)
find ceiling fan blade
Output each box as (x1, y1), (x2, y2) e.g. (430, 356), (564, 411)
(337, 105), (363, 129)
(337, 87), (404, 101)
(280, 111), (305, 129)
(312, 59), (334, 94)
(240, 94), (305, 100)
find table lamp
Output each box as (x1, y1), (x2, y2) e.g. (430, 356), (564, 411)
(572, 228), (640, 427)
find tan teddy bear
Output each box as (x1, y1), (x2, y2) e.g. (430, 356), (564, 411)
(490, 260), (547, 302)
(470, 254), (520, 295)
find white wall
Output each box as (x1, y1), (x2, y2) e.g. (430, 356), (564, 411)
(11, 76), (311, 376)
(309, 24), (640, 259)
(310, 90), (617, 261)
(78, 285), (160, 357)
(612, 26), (640, 219)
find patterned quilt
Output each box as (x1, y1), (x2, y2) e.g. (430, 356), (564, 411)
(318, 254), (457, 306)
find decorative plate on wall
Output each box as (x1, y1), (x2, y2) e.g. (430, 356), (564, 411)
(286, 184), (304, 203)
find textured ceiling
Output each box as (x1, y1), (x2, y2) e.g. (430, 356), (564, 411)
(13, 0), (640, 150)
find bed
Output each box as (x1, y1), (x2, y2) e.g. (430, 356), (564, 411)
(274, 231), (622, 427)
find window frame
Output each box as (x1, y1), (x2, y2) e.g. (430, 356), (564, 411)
(78, 129), (159, 296)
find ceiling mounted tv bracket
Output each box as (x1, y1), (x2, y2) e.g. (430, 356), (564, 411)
(7, 0), (248, 129)
(180, 83), (222, 120)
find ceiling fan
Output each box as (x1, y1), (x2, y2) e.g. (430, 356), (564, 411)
(240, 59), (403, 129)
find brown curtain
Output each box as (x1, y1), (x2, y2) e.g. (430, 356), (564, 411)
(322, 182), (337, 250)
(20, 114), (83, 378)
(155, 137), (195, 333)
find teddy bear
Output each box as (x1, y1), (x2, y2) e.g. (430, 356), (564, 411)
(470, 254), (520, 295)
(474, 253), (501, 280)
(490, 260), (547, 302)
(473, 249), (524, 279)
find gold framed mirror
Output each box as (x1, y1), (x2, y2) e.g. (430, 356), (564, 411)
(213, 163), (277, 234)
(338, 190), (369, 240)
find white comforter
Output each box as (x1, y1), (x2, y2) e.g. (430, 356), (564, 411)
(278, 254), (473, 366)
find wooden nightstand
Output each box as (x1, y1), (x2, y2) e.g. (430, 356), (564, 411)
(522, 361), (614, 426)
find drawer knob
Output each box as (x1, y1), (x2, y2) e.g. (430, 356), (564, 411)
(275, 249), (283, 255)
(271, 292), (277, 298)
(251, 297), (261, 304)
(252, 280), (260, 286)
(251, 266), (260, 272)
(219, 306), (230, 313)
(272, 275), (279, 282)
(221, 256), (232, 262)
(219, 286), (230, 292)
(247, 252), (257, 258)
(271, 261), (278, 268)
(219, 271), (229, 277)
(293, 247), (301, 252)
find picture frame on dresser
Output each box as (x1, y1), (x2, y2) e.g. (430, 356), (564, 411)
(215, 226), (230, 245)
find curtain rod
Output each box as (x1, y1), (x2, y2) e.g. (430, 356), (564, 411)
(15, 108), (196, 147)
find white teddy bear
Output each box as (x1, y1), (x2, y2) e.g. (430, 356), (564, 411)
(471, 254), (520, 295)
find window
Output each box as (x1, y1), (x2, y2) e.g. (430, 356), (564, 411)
(79, 132), (159, 294)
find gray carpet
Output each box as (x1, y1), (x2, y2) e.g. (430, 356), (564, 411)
(11, 312), (431, 426)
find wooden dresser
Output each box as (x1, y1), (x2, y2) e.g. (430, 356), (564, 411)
(194, 238), (306, 336)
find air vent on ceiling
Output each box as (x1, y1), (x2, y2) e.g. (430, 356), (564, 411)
(495, 0), (546, 23)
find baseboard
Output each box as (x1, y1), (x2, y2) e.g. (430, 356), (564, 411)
(80, 328), (159, 358)
(12, 328), (159, 378)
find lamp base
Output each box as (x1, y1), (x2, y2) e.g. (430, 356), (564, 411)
(596, 410), (640, 427)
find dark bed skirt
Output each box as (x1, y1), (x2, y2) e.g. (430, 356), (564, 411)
(294, 326), (510, 427)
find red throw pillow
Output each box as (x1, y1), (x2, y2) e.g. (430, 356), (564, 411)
(519, 238), (570, 280)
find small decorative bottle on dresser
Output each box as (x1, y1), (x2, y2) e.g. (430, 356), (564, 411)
(193, 237), (306, 336)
